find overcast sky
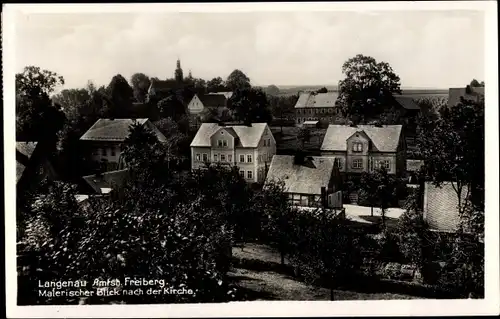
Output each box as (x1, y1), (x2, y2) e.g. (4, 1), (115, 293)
(14, 9), (485, 90)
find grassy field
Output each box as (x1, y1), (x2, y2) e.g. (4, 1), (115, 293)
(230, 243), (422, 301)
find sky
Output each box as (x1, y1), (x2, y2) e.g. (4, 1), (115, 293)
(13, 8), (485, 90)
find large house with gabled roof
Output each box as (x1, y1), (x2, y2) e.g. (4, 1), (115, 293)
(190, 123), (276, 183)
(80, 118), (167, 171)
(294, 92), (342, 125)
(320, 124), (406, 176)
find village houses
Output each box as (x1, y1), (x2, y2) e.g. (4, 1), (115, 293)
(190, 123), (276, 183)
(79, 118), (167, 171)
(320, 124), (406, 176)
(265, 154), (342, 208)
(294, 92), (342, 125)
(187, 92), (233, 122)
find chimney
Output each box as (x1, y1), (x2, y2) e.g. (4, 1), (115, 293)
(294, 150), (305, 165)
(321, 186), (327, 208)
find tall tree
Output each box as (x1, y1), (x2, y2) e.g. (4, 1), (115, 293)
(228, 88), (272, 124)
(157, 93), (186, 121)
(265, 85), (280, 96)
(51, 88), (91, 121)
(207, 77), (226, 93)
(106, 74), (134, 118)
(175, 59), (184, 83)
(336, 54), (401, 124)
(130, 73), (151, 103)
(417, 96), (484, 216)
(16, 66), (66, 142)
(226, 69), (251, 91)
(316, 87), (328, 94)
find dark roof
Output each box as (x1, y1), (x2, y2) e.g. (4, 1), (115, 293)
(80, 118), (164, 142)
(198, 94), (228, 108)
(448, 87), (484, 107)
(393, 95), (420, 110)
(150, 80), (176, 91)
(16, 142), (38, 182)
(82, 169), (130, 194)
(294, 92), (339, 108)
(190, 123), (269, 148)
(424, 182), (468, 233)
(265, 155), (335, 195)
(321, 125), (403, 153)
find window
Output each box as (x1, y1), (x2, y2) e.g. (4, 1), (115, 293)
(196, 154), (201, 161)
(240, 154), (245, 163)
(101, 148), (107, 156)
(352, 142), (363, 152)
(228, 154), (232, 162)
(202, 153), (208, 162)
(247, 155), (252, 163)
(239, 170), (245, 178)
(352, 159), (363, 169)
(223, 140), (228, 147)
(298, 110), (301, 115)
(217, 140), (223, 147)
(263, 153), (267, 162)
(379, 160), (390, 170)
(334, 158), (343, 169)
(247, 170), (253, 179)
(214, 154), (218, 162)
(221, 154), (226, 162)
(310, 109), (313, 114)
(111, 148), (116, 156)
(328, 108), (333, 113)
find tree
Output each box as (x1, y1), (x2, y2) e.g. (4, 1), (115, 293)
(106, 74), (134, 118)
(259, 180), (294, 264)
(359, 171), (380, 216)
(297, 127), (311, 148)
(206, 77), (226, 93)
(265, 85), (280, 96)
(394, 188), (433, 279)
(157, 94), (186, 121)
(469, 79), (484, 87)
(316, 87), (328, 94)
(336, 54), (401, 124)
(288, 209), (363, 300)
(226, 69), (251, 91)
(228, 88), (272, 124)
(175, 59), (184, 83)
(417, 97), (484, 216)
(130, 73), (151, 103)
(16, 66), (66, 142)
(51, 88), (91, 121)
(153, 117), (190, 170)
(358, 167), (398, 226)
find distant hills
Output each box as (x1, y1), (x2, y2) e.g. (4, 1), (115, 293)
(258, 84), (449, 98)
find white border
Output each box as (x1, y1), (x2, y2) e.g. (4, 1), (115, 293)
(3, 2), (499, 318)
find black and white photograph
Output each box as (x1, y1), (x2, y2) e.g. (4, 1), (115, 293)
(3, 2), (499, 317)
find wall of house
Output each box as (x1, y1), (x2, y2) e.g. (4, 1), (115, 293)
(191, 146), (212, 170)
(187, 95), (205, 115)
(89, 142), (122, 165)
(322, 150), (397, 174)
(295, 107), (342, 124)
(235, 148), (258, 182)
(256, 125), (277, 183)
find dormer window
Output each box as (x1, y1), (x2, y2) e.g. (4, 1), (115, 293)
(352, 142), (363, 152)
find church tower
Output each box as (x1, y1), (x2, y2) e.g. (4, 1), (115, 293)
(175, 58), (183, 82)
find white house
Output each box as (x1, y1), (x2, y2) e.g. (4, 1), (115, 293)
(190, 123), (276, 183)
